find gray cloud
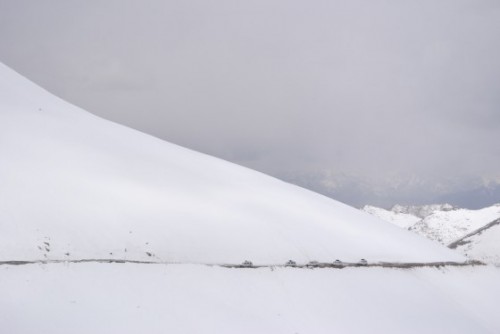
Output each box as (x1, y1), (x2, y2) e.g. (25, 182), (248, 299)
(1, 0), (500, 206)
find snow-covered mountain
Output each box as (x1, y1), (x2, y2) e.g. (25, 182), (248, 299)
(410, 205), (500, 245)
(363, 204), (500, 245)
(450, 218), (500, 265)
(363, 203), (500, 264)
(391, 203), (456, 219)
(0, 62), (463, 264)
(2, 61), (500, 334)
(362, 205), (421, 229)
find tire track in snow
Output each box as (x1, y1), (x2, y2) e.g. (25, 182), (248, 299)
(0, 259), (484, 269)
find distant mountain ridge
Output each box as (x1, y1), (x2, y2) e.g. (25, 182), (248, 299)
(283, 170), (500, 209)
(390, 204), (456, 219)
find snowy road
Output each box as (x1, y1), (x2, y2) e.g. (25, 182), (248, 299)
(0, 258), (483, 269)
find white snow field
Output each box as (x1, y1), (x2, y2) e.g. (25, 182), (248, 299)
(2, 62), (500, 333)
(0, 62), (464, 264)
(1, 263), (500, 334)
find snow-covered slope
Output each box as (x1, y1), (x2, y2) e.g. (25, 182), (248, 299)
(362, 204), (457, 231)
(410, 205), (500, 245)
(391, 203), (456, 219)
(0, 62), (464, 264)
(451, 218), (500, 265)
(363, 204), (500, 247)
(363, 204), (500, 264)
(4, 62), (500, 334)
(362, 205), (421, 229)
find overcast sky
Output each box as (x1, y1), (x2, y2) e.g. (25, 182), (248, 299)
(1, 0), (500, 206)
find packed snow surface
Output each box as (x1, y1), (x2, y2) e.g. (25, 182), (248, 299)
(0, 62), (463, 264)
(1, 263), (499, 334)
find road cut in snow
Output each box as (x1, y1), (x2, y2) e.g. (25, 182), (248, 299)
(0, 62), (464, 264)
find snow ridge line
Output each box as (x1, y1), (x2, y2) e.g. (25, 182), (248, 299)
(448, 218), (500, 249)
(0, 259), (484, 269)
